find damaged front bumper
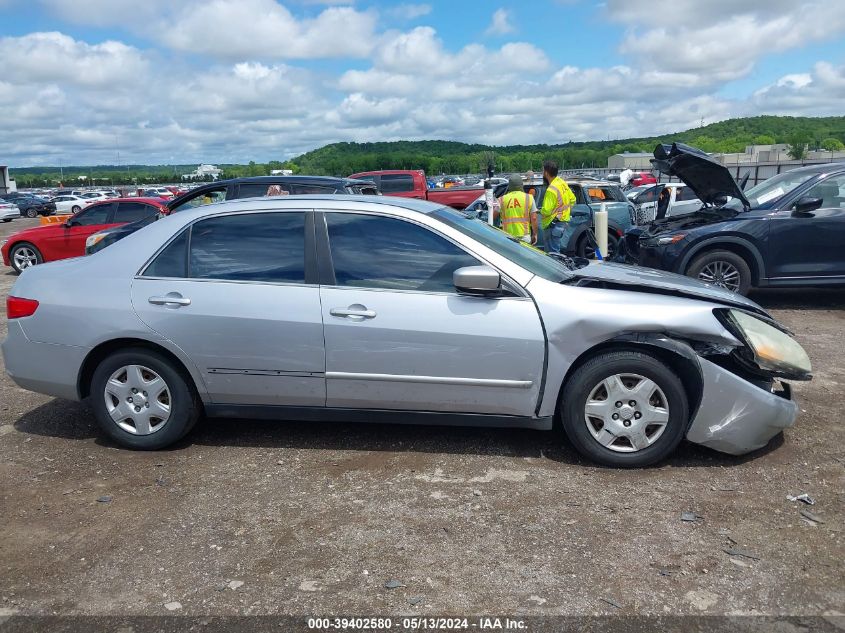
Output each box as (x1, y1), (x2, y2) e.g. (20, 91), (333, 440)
(686, 357), (798, 455)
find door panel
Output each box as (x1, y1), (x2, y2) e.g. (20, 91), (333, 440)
(132, 279), (325, 406)
(767, 174), (845, 279)
(321, 288), (544, 415)
(39, 203), (115, 260)
(318, 211), (545, 416)
(131, 211), (326, 406)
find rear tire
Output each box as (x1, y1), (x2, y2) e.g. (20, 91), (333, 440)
(90, 348), (200, 450)
(71, 205), (81, 213)
(578, 231), (619, 260)
(9, 242), (43, 273)
(2, 218), (11, 223)
(687, 250), (752, 295)
(560, 350), (689, 467)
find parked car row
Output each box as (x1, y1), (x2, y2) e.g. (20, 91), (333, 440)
(1, 176), (380, 272)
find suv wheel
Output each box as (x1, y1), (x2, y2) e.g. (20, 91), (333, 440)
(687, 250), (751, 295)
(578, 230), (619, 260)
(10, 242), (42, 273)
(90, 348), (200, 450)
(560, 350), (689, 467)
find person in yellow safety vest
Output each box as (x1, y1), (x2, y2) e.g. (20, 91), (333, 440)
(540, 159), (577, 253)
(493, 175), (538, 243)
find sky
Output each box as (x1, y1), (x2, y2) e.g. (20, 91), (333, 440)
(1, 0), (844, 167)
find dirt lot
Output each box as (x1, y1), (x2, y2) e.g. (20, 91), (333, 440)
(0, 217), (843, 618)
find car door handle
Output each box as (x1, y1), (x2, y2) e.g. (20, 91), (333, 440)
(330, 306), (376, 319)
(148, 293), (191, 307)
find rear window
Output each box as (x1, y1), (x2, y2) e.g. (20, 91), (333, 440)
(379, 174), (415, 193)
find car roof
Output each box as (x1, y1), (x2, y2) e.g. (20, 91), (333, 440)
(780, 162), (845, 175)
(167, 194), (446, 220)
(89, 197), (167, 206)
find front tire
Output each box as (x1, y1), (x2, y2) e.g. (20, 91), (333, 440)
(90, 348), (200, 450)
(687, 250), (751, 295)
(578, 230), (619, 260)
(25, 208), (38, 218)
(2, 218), (11, 223)
(9, 242), (43, 273)
(561, 350), (689, 467)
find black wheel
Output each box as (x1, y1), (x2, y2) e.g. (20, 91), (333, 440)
(687, 250), (751, 295)
(9, 242), (43, 273)
(90, 348), (200, 450)
(561, 350), (689, 467)
(2, 218), (11, 223)
(71, 205), (81, 213)
(25, 208), (38, 218)
(578, 230), (619, 260)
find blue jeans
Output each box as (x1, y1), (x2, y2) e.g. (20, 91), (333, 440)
(542, 221), (566, 253)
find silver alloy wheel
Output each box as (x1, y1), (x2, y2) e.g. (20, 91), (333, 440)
(103, 364), (171, 435)
(12, 246), (38, 270)
(584, 373), (669, 453)
(698, 260), (741, 292)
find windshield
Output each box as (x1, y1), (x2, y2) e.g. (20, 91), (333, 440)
(725, 170), (817, 211)
(431, 208), (573, 282)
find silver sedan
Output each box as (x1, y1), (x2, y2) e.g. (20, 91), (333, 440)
(2, 196), (812, 467)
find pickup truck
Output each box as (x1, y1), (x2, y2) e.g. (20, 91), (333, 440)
(348, 170), (483, 209)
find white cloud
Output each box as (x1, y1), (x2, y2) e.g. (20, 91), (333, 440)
(486, 8), (514, 35)
(608, 0), (845, 84)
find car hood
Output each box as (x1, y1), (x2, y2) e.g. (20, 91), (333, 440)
(651, 142), (751, 210)
(5, 224), (64, 240)
(567, 261), (768, 316)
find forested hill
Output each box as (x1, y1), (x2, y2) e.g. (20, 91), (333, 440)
(291, 115), (845, 175)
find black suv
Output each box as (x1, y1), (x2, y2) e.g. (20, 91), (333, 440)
(86, 176), (379, 254)
(1, 192), (56, 218)
(624, 143), (845, 295)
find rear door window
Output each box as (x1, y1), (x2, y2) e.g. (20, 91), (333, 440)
(189, 212), (306, 283)
(236, 183), (292, 198)
(379, 174), (415, 193)
(114, 202), (158, 223)
(170, 187), (227, 212)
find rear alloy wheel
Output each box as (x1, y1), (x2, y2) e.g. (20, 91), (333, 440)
(561, 350), (689, 467)
(10, 242), (42, 273)
(71, 205), (81, 213)
(25, 208), (38, 218)
(687, 250), (751, 295)
(91, 348), (200, 449)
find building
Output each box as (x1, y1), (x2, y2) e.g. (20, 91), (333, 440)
(181, 164), (222, 180)
(0, 166), (16, 195)
(270, 169), (293, 176)
(607, 152), (654, 170)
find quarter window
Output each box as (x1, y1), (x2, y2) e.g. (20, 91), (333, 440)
(325, 213), (480, 293)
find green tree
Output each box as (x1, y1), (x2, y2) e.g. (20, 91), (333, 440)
(753, 135), (775, 145)
(821, 137), (844, 151)
(786, 131), (810, 160)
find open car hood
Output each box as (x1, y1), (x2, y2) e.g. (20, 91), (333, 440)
(651, 143), (751, 210)
(568, 262), (768, 316)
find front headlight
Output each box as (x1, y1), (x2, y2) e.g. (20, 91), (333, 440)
(725, 309), (812, 378)
(85, 233), (106, 250)
(656, 233), (687, 245)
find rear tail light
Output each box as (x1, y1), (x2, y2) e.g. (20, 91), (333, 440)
(7, 296), (39, 319)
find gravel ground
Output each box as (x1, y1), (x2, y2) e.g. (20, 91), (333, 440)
(0, 217), (843, 618)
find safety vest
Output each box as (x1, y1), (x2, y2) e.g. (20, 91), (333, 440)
(542, 176), (576, 229)
(499, 191), (532, 238)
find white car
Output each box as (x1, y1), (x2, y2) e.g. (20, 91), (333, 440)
(50, 194), (96, 215)
(630, 183), (702, 224)
(0, 200), (20, 222)
(80, 191), (115, 201)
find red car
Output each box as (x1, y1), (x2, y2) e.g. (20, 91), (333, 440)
(629, 171), (658, 187)
(348, 170), (483, 209)
(1, 197), (166, 273)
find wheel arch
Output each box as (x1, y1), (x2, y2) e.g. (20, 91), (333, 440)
(555, 335), (704, 429)
(679, 237), (765, 285)
(77, 337), (205, 404)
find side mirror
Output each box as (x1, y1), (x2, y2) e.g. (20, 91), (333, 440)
(792, 196), (823, 216)
(65, 219), (78, 228)
(453, 266), (501, 296)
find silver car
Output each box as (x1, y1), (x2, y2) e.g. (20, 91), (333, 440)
(2, 196), (812, 467)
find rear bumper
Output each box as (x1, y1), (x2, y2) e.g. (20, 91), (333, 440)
(2, 320), (88, 401)
(686, 357), (798, 455)
(0, 208), (20, 220)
